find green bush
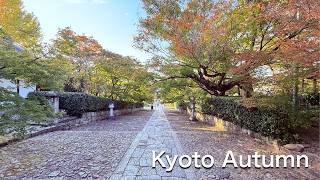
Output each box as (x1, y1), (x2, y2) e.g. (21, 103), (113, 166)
(176, 100), (189, 110)
(59, 92), (109, 117)
(201, 97), (295, 143)
(30, 92), (144, 117)
(114, 100), (144, 110)
(27, 92), (55, 117)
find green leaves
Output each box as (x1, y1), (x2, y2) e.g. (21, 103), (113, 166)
(0, 0), (41, 51)
(201, 97), (294, 143)
(0, 1), (71, 137)
(0, 88), (54, 136)
(0, 42), (69, 90)
(93, 54), (154, 102)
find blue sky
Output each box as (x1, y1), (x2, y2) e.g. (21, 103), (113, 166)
(23, 0), (151, 62)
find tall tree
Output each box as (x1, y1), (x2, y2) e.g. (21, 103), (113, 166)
(135, 0), (319, 97)
(93, 52), (154, 102)
(53, 27), (103, 92)
(0, 0), (68, 135)
(0, 0), (41, 52)
(0, 0), (70, 90)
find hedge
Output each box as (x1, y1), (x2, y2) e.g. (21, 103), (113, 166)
(176, 100), (189, 111)
(201, 97), (294, 143)
(29, 92), (144, 117)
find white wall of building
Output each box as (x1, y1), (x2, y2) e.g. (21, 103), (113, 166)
(0, 79), (36, 98)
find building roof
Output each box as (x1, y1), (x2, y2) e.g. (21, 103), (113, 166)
(13, 42), (24, 52)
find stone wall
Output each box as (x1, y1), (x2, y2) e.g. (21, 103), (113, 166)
(48, 107), (145, 130)
(0, 107), (144, 147)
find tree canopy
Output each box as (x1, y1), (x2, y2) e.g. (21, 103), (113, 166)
(0, 0), (154, 136)
(135, 0), (319, 97)
(52, 27), (154, 102)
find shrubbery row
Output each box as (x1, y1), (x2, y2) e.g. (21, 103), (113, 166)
(176, 100), (189, 111)
(29, 92), (143, 117)
(201, 97), (295, 143)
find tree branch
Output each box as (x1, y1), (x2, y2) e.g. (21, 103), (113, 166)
(154, 75), (190, 84)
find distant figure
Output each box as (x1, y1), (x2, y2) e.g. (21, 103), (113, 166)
(151, 105), (154, 110)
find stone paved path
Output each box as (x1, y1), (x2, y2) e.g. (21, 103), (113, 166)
(0, 111), (152, 179)
(110, 109), (195, 179)
(1, 109), (319, 179)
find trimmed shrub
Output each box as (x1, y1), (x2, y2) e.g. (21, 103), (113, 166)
(201, 97), (294, 143)
(176, 100), (189, 111)
(59, 92), (110, 117)
(113, 100), (144, 110)
(30, 92), (144, 117)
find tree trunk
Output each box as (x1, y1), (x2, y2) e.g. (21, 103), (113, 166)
(16, 79), (20, 95)
(240, 83), (253, 98)
(292, 80), (299, 109)
(301, 79), (305, 94)
(313, 79), (318, 93)
(292, 65), (299, 109)
(189, 96), (197, 121)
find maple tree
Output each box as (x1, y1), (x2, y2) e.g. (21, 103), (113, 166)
(53, 27), (104, 92)
(136, 0), (237, 96)
(136, 0), (320, 97)
(230, 0), (320, 99)
(0, 0), (71, 90)
(53, 27), (154, 102)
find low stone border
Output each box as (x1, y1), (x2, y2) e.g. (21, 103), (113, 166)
(0, 107), (144, 147)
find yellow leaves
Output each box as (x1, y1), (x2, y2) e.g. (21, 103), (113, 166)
(55, 27), (103, 58)
(0, 0), (41, 49)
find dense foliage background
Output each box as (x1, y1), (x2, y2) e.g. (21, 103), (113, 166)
(0, 0), (153, 136)
(0, 0), (319, 142)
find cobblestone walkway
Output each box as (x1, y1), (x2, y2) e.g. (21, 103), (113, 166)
(0, 111), (152, 179)
(110, 109), (195, 179)
(1, 109), (319, 179)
